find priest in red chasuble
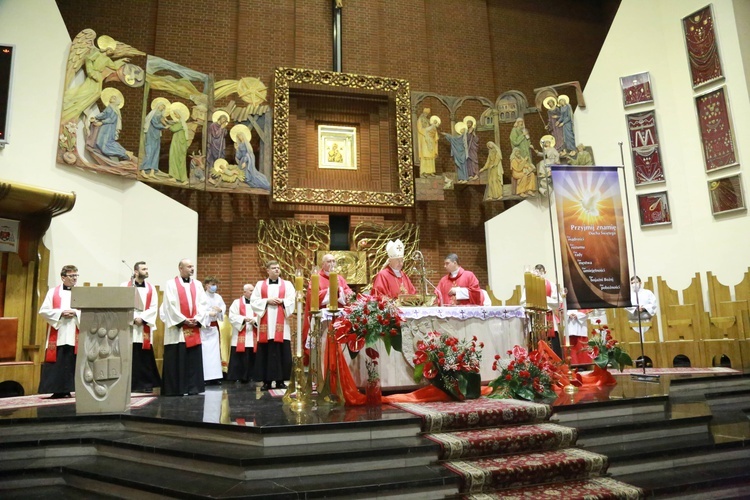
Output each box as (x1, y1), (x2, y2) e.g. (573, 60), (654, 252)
(371, 239), (417, 299)
(436, 253), (483, 306)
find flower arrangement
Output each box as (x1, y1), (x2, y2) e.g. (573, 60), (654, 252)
(587, 321), (633, 372)
(412, 331), (483, 401)
(488, 345), (558, 401)
(333, 294), (403, 354)
(364, 347), (380, 383)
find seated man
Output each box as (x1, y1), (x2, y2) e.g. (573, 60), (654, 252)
(371, 239), (417, 299)
(436, 253), (483, 306)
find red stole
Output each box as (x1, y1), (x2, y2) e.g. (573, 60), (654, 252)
(175, 277), (201, 348)
(259, 280), (285, 343)
(44, 286), (79, 363)
(238, 298), (254, 353)
(129, 281), (154, 350)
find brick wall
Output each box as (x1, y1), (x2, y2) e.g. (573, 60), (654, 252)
(56, 0), (617, 298)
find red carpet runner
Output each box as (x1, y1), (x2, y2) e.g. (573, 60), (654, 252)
(391, 397), (643, 499)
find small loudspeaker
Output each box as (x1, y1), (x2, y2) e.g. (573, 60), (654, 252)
(0, 45), (15, 147)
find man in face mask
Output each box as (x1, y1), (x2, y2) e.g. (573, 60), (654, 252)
(201, 276), (226, 385)
(626, 275), (657, 322)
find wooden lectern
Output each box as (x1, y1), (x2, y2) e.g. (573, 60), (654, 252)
(71, 287), (143, 414)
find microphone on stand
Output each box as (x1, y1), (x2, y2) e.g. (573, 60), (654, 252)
(122, 259), (135, 281)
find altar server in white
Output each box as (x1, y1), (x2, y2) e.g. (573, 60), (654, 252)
(251, 261), (295, 391)
(227, 283), (257, 383)
(625, 275), (658, 336)
(38, 265), (81, 398)
(160, 259), (209, 396)
(122, 261), (162, 392)
(201, 276), (226, 385)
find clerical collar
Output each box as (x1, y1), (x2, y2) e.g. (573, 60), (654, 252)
(63, 285), (72, 291)
(181, 277), (191, 283)
(269, 279), (279, 285)
(450, 269), (460, 278)
(133, 280), (146, 288)
(244, 297), (251, 304)
(389, 266), (402, 277)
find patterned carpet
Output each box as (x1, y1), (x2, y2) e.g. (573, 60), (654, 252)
(0, 393), (156, 411)
(397, 397), (643, 499)
(614, 367), (740, 376)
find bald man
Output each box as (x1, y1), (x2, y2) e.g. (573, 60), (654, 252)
(160, 259), (209, 396)
(227, 283), (257, 383)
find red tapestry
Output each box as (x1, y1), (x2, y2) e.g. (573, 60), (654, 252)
(620, 72), (653, 107)
(683, 5), (724, 88)
(696, 87), (737, 171)
(637, 192), (671, 226)
(627, 111), (665, 185)
(708, 174), (745, 215)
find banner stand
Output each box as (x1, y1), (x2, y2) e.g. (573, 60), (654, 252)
(618, 142), (660, 383)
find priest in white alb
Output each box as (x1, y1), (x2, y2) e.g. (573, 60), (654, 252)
(625, 275), (657, 336)
(121, 261), (161, 393)
(38, 264), (81, 399)
(201, 276), (226, 385)
(227, 283), (257, 383)
(160, 258), (209, 396)
(251, 260), (295, 391)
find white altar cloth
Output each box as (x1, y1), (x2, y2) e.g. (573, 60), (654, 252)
(321, 306), (526, 388)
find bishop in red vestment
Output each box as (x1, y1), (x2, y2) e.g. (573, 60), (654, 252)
(371, 239), (417, 299)
(436, 253), (483, 306)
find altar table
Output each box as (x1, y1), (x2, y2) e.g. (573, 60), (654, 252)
(322, 306), (526, 389)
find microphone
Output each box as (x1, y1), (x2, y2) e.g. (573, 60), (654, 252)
(122, 260), (135, 280)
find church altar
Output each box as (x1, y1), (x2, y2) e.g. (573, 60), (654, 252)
(322, 306), (526, 389)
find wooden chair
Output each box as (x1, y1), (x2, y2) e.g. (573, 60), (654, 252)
(0, 317), (36, 395)
(657, 273), (705, 366)
(503, 285), (523, 306)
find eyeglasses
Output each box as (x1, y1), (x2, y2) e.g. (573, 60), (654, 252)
(66, 274), (79, 278)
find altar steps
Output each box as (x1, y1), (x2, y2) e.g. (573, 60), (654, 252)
(0, 417), (459, 498)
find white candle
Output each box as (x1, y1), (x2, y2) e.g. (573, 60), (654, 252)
(296, 297), (303, 357)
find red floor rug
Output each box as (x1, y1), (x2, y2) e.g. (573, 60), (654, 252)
(445, 447), (609, 493)
(0, 393), (156, 411)
(390, 398), (551, 432)
(427, 423), (577, 460)
(462, 476), (643, 499)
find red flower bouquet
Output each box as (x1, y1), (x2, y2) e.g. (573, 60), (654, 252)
(488, 345), (558, 401)
(412, 331), (483, 401)
(333, 294), (403, 354)
(587, 321), (632, 372)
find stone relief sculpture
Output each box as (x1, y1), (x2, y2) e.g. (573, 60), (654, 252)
(543, 96), (564, 152)
(442, 122), (469, 183)
(206, 110), (229, 171)
(140, 97), (171, 178)
(232, 124), (271, 192)
(59, 29), (145, 174)
(510, 147), (537, 197)
(88, 88), (134, 163)
(167, 102), (192, 184)
(416, 108), (440, 177)
(568, 144), (594, 166)
(509, 117), (532, 161)
(464, 116), (479, 181)
(534, 135), (559, 197)
(557, 94), (576, 154)
(479, 141), (503, 201)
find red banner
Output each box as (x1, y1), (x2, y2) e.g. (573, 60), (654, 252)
(551, 166), (631, 309)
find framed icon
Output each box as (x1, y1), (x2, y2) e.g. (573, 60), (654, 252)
(318, 125), (357, 170)
(708, 173), (746, 215)
(637, 192), (671, 227)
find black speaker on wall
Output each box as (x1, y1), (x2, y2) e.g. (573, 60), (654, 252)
(0, 45), (15, 146)
(329, 215), (350, 251)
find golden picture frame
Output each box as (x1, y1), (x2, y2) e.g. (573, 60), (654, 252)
(318, 125), (357, 170)
(272, 67), (414, 207)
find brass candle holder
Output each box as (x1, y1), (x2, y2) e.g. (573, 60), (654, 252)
(562, 337), (579, 395)
(282, 287), (309, 411)
(303, 309), (324, 406)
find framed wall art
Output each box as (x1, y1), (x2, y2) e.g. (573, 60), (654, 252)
(620, 72), (653, 108)
(682, 4), (724, 89)
(708, 174), (746, 215)
(637, 192), (671, 227)
(318, 125), (357, 170)
(695, 86), (737, 172)
(626, 110), (666, 185)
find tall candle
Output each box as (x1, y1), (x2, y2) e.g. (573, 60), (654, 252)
(295, 275), (303, 292)
(524, 272), (532, 308)
(296, 298), (303, 357)
(329, 271), (339, 310)
(537, 275), (544, 309)
(311, 272), (320, 311)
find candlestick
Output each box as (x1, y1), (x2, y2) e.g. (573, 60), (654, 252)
(295, 275), (303, 293)
(311, 270), (320, 311)
(329, 271), (338, 311)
